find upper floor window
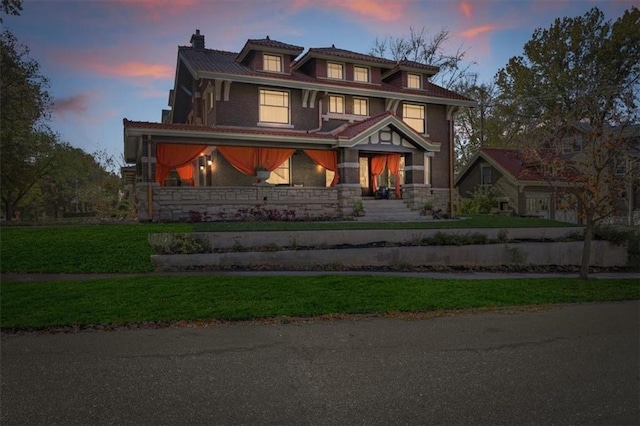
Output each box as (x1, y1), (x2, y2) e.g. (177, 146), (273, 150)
(353, 98), (368, 116)
(259, 89), (289, 124)
(481, 164), (492, 185)
(329, 95), (344, 114)
(354, 66), (369, 83)
(402, 103), (425, 134)
(407, 73), (422, 89)
(263, 53), (282, 73)
(327, 62), (344, 79)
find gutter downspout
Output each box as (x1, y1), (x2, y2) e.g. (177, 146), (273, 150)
(147, 135), (153, 221)
(307, 92), (327, 134)
(447, 106), (459, 218)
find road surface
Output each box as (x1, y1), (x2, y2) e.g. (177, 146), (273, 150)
(2, 301), (639, 425)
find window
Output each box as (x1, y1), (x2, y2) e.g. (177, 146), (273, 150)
(481, 165), (492, 185)
(354, 66), (369, 83)
(407, 73), (422, 89)
(259, 89), (289, 124)
(353, 98), (368, 116)
(327, 62), (344, 79)
(614, 157), (627, 176)
(329, 95), (344, 114)
(267, 158), (290, 185)
(263, 53), (282, 72)
(402, 103), (425, 134)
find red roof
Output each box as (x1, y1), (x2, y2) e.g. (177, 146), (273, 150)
(480, 147), (576, 182)
(178, 44), (472, 103)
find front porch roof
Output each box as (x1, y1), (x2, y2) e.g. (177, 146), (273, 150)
(123, 111), (439, 162)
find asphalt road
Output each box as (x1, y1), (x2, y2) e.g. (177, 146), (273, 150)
(2, 302), (639, 425)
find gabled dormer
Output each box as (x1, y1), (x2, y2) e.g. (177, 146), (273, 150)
(235, 36), (304, 74)
(292, 45), (391, 84)
(381, 59), (439, 90)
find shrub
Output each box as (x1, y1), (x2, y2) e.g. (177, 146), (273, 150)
(150, 233), (210, 254)
(457, 187), (496, 215)
(594, 225), (640, 268)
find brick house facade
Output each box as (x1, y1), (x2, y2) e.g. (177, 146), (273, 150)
(123, 30), (475, 222)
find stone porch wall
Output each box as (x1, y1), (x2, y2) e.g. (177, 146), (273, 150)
(137, 184), (364, 222)
(402, 185), (450, 214)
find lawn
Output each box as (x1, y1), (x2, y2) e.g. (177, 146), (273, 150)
(1, 275), (637, 330)
(0, 216), (576, 273)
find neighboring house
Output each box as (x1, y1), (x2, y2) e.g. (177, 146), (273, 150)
(123, 30), (475, 222)
(455, 148), (579, 222)
(551, 123), (640, 226)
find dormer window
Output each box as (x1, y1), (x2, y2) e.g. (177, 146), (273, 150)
(354, 66), (370, 83)
(263, 53), (283, 73)
(407, 73), (422, 89)
(327, 62), (344, 80)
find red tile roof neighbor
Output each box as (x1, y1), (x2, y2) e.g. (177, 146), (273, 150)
(480, 147), (576, 182)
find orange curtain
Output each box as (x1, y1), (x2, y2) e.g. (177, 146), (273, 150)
(258, 148), (295, 171)
(217, 146), (257, 175)
(386, 153), (401, 199)
(156, 143), (207, 185)
(176, 164), (195, 186)
(304, 150), (339, 186)
(370, 155), (387, 192)
(217, 146), (295, 176)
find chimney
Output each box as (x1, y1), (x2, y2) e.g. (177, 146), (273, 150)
(190, 29), (205, 50)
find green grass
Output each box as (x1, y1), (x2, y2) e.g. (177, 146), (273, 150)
(0, 216), (576, 273)
(1, 276), (637, 330)
(0, 223), (192, 273)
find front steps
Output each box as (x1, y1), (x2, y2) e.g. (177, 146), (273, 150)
(356, 198), (426, 222)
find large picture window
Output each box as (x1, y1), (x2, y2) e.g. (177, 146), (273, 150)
(259, 89), (289, 124)
(267, 158), (291, 185)
(402, 103), (425, 134)
(329, 95), (344, 114)
(327, 62), (344, 79)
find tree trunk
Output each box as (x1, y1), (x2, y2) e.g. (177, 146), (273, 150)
(580, 216), (594, 280)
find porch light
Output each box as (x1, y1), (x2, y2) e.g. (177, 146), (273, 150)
(316, 164), (324, 172)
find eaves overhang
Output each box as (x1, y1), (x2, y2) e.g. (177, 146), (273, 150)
(124, 122), (336, 149)
(193, 71), (477, 108)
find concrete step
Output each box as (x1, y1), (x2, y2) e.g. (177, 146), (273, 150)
(357, 199), (426, 222)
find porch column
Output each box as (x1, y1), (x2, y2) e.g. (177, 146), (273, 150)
(402, 151), (430, 210)
(337, 148), (361, 217)
(404, 151), (425, 184)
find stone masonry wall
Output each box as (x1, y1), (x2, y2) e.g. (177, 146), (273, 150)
(141, 185), (342, 222)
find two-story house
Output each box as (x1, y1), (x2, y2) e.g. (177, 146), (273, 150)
(123, 30), (475, 222)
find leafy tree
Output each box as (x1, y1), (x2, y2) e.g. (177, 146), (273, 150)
(1, 0), (22, 22)
(0, 29), (54, 219)
(495, 6), (640, 279)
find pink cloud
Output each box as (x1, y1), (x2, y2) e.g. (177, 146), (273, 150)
(459, 0), (473, 19)
(292, 0), (408, 22)
(88, 61), (174, 80)
(459, 24), (501, 39)
(50, 48), (173, 83)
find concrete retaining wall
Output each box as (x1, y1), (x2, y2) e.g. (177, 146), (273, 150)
(149, 227), (583, 251)
(151, 240), (626, 270)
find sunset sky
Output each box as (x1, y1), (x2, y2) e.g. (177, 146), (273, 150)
(4, 0), (637, 169)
